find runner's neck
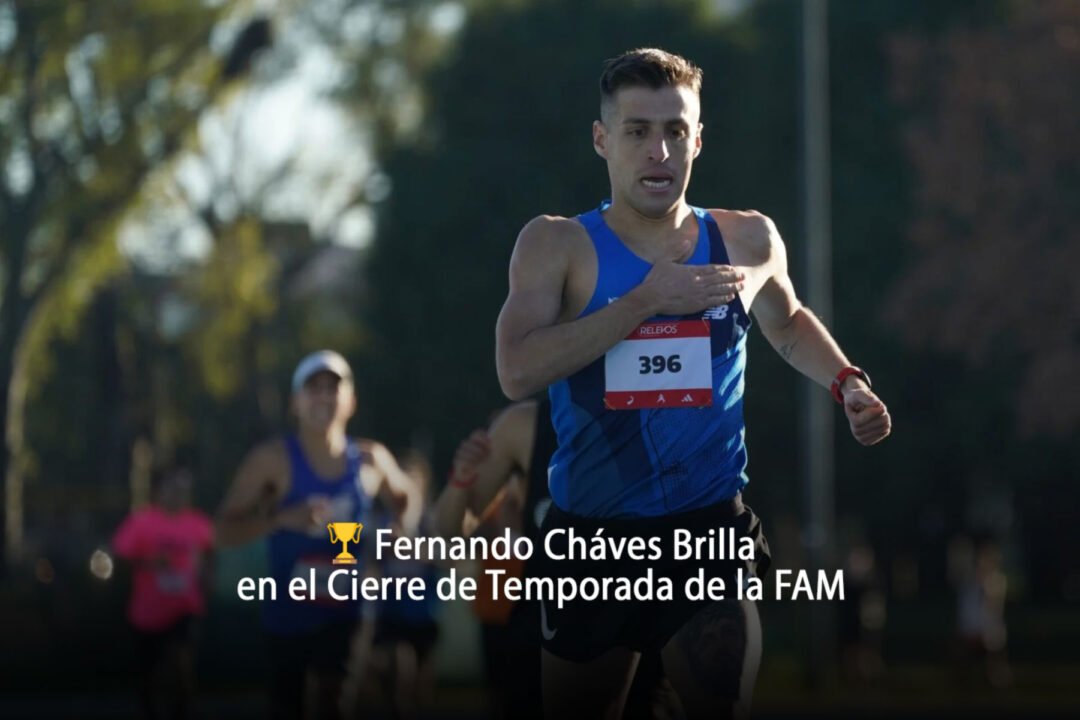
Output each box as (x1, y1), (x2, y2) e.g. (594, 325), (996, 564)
(298, 428), (349, 462)
(602, 199), (697, 261)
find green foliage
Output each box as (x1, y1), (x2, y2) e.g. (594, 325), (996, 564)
(0, 0), (239, 566)
(184, 215), (280, 400)
(1, 0), (228, 426)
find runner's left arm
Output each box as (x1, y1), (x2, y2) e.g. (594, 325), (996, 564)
(433, 403), (532, 538)
(747, 213), (892, 446)
(370, 442), (423, 534)
(434, 427), (491, 539)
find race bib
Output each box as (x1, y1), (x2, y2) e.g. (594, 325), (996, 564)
(155, 570), (190, 595)
(604, 320), (713, 409)
(303, 492), (357, 539)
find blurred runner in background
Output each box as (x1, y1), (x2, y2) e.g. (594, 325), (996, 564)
(216, 350), (419, 720)
(436, 399), (681, 720)
(113, 466), (214, 720)
(363, 450), (442, 720)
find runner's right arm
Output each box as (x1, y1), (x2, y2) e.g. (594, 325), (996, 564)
(496, 216), (744, 400)
(496, 217), (651, 400)
(216, 441), (323, 545)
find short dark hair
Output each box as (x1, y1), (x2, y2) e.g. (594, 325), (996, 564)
(599, 48), (703, 111)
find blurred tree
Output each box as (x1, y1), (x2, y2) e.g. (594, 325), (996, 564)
(110, 0), (460, 491)
(14, 0), (455, 544)
(819, 0), (1012, 578)
(306, 0), (463, 148)
(888, 0), (1080, 437)
(887, 0), (1080, 599)
(0, 0), (269, 566)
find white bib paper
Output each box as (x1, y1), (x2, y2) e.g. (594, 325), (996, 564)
(604, 320), (713, 409)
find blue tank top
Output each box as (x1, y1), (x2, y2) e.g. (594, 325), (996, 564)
(547, 202), (752, 518)
(263, 435), (371, 635)
(374, 511), (441, 626)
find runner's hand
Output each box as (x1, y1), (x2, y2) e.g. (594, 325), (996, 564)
(843, 386), (891, 446)
(452, 429), (491, 479)
(274, 495), (331, 532)
(637, 251), (745, 316)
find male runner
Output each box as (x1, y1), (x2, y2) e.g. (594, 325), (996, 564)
(494, 48), (892, 719)
(216, 350), (419, 720)
(434, 400), (553, 720)
(435, 400), (681, 720)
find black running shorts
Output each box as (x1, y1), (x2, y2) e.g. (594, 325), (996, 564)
(536, 495), (770, 662)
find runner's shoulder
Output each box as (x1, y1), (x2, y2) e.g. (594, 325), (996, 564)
(226, 437), (290, 501)
(244, 437), (290, 479)
(493, 398), (540, 426)
(489, 400), (540, 456)
(514, 214), (591, 263)
(707, 208), (781, 264)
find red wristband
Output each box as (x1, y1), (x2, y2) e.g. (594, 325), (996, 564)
(831, 366), (870, 404)
(448, 469), (476, 490)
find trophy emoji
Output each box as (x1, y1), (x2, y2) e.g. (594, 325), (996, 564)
(327, 522), (363, 565)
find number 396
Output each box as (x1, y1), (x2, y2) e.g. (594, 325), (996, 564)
(639, 354), (682, 374)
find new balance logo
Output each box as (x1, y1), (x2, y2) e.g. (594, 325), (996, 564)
(703, 305), (730, 321)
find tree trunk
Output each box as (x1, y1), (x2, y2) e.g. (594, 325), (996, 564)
(0, 371), (10, 573)
(3, 310), (33, 569)
(0, 220), (31, 571)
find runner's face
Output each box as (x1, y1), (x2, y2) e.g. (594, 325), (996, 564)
(157, 470), (192, 512)
(594, 85), (702, 218)
(294, 371), (354, 431)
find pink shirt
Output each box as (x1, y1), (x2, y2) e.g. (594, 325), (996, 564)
(112, 506), (214, 632)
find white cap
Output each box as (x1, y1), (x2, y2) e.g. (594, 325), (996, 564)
(291, 350), (353, 393)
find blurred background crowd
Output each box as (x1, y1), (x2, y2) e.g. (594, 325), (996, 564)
(0, 0), (1077, 717)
